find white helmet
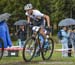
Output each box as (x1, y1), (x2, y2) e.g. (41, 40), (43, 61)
(24, 3), (33, 10)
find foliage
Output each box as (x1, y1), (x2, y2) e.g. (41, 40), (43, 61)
(0, 0), (74, 24)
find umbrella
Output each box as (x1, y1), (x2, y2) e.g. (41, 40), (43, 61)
(58, 18), (75, 26)
(14, 20), (28, 26)
(0, 19), (4, 22)
(0, 13), (11, 22)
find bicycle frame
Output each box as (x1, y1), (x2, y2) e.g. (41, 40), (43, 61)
(23, 24), (54, 62)
(32, 30), (45, 53)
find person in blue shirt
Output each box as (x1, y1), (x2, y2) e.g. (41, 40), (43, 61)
(0, 13), (12, 48)
(60, 26), (70, 57)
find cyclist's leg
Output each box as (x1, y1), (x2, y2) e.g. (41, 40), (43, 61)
(35, 34), (44, 57)
(39, 34), (44, 47)
(39, 27), (50, 49)
(33, 18), (45, 56)
(44, 39), (49, 48)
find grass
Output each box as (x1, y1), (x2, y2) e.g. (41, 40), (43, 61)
(0, 41), (75, 65)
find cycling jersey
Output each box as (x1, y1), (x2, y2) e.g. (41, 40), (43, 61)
(25, 10), (44, 21)
(26, 10), (46, 26)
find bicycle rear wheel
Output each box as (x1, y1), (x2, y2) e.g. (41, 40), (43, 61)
(42, 38), (54, 60)
(0, 38), (4, 60)
(22, 37), (36, 62)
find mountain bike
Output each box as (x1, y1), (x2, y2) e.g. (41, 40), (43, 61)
(22, 25), (54, 62)
(0, 38), (4, 60)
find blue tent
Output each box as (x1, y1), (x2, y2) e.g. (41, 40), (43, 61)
(0, 20), (12, 48)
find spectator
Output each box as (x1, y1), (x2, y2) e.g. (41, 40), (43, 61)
(60, 26), (70, 57)
(68, 28), (73, 57)
(17, 25), (27, 48)
(0, 20), (12, 48)
(71, 28), (75, 57)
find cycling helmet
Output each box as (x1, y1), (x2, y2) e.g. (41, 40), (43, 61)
(24, 3), (33, 10)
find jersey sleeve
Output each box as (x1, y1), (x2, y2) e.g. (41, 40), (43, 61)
(34, 10), (44, 17)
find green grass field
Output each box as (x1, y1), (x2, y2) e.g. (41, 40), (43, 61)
(0, 43), (75, 65)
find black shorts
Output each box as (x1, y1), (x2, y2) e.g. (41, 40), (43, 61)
(34, 18), (45, 26)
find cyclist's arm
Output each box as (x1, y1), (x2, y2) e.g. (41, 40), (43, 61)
(43, 15), (50, 27)
(25, 12), (31, 23)
(27, 16), (30, 23)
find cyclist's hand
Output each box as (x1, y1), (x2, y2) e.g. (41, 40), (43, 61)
(46, 26), (51, 33)
(27, 22), (33, 28)
(27, 22), (31, 26)
(46, 26), (51, 29)
(29, 21), (32, 24)
(48, 26), (51, 29)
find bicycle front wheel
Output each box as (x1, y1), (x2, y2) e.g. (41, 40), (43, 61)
(0, 38), (4, 60)
(42, 38), (54, 60)
(22, 37), (36, 62)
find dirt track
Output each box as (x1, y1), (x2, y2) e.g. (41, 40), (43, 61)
(1, 61), (75, 65)
(0, 61), (40, 65)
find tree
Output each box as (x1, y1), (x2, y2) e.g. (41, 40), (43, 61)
(0, 0), (74, 24)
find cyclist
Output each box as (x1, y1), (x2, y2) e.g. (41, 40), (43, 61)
(24, 3), (50, 28)
(24, 3), (51, 37)
(24, 3), (50, 56)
